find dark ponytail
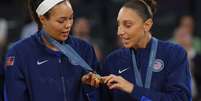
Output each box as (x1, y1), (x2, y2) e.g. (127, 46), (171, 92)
(144, 0), (157, 14)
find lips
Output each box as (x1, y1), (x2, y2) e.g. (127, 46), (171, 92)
(61, 30), (69, 35)
(60, 31), (69, 39)
(121, 37), (129, 43)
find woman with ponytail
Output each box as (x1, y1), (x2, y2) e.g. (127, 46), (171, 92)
(100, 0), (192, 100)
(4, 0), (100, 101)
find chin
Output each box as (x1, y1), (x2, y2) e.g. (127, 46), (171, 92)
(123, 44), (132, 48)
(60, 36), (69, 41)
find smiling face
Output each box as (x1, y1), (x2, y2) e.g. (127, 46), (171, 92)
(117, 7), (153, 49)
(40, 1), (73, 41)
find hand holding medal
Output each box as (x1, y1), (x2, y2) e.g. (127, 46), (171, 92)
(81, 72), (104, 87)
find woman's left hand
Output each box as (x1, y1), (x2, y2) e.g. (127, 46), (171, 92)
(101, 74), (134, 94)
(81, 72), (101, 88)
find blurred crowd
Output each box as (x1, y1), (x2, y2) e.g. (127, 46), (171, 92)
(0, 0), (201, 101)
(171, 15), (201, 101)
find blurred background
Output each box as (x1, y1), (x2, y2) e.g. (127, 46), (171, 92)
(0, 0), (201, 101)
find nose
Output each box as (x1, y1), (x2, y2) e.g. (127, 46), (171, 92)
(117, 26), (125, 36)
(65, 21), (73, 29)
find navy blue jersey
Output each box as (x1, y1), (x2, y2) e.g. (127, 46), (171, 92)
(101, 38), (191, 101)
(4, 32), (99, 101)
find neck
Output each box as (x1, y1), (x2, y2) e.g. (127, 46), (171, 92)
(136, 32), (152, 49)
(42, 36), (59, 51)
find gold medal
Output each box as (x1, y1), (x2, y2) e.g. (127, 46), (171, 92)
(94, 74), (104, 84)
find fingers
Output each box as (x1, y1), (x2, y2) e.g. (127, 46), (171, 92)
(102, 75), (134, 93)
(91, 74), (99, 87)
(94, 76), (101, 88)
(81, 72), (101, 87)
(101, 74), (120, 88)
(109, 83), (120, 90)
(81, 72), (92, 84)
(101, 74), (116, 84)
(101, 75), (125, 90)
(107, 76), (118, 87)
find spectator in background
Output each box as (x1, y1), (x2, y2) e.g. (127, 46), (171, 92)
(173, 15), (201, 54)
(20, 12), (38, 40)
(72, 17), (92, 43)
(192, 54), (201, 101)
(0, 18), (8, 59)
(0, 19), (7, 40)
(173, 15), (201, 101)
(72, 17), (104, 61)
(0, 18), (7, 101)
(20, 21), (37, 39)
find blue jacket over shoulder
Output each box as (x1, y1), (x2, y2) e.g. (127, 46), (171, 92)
(101, 38), (192, 101)
(4, 31), (99, 101)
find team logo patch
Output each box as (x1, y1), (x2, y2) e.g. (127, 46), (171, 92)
(6, 56), (15, 67)
(152, 59), (164, 72)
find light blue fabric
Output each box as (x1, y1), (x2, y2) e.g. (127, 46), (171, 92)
(132, 38), (158, 88)
(41, 29), (93, 72)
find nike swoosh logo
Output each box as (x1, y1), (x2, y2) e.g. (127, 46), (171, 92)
(118, 68), (129, 74)
(37, 60), (48, 65)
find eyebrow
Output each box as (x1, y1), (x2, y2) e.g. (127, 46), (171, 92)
(123, 19), (132, 22)
(59, 13), (73, 19)
(118, 19), (133, 24)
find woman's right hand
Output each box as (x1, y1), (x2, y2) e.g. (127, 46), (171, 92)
(101, 74), (134, 94)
